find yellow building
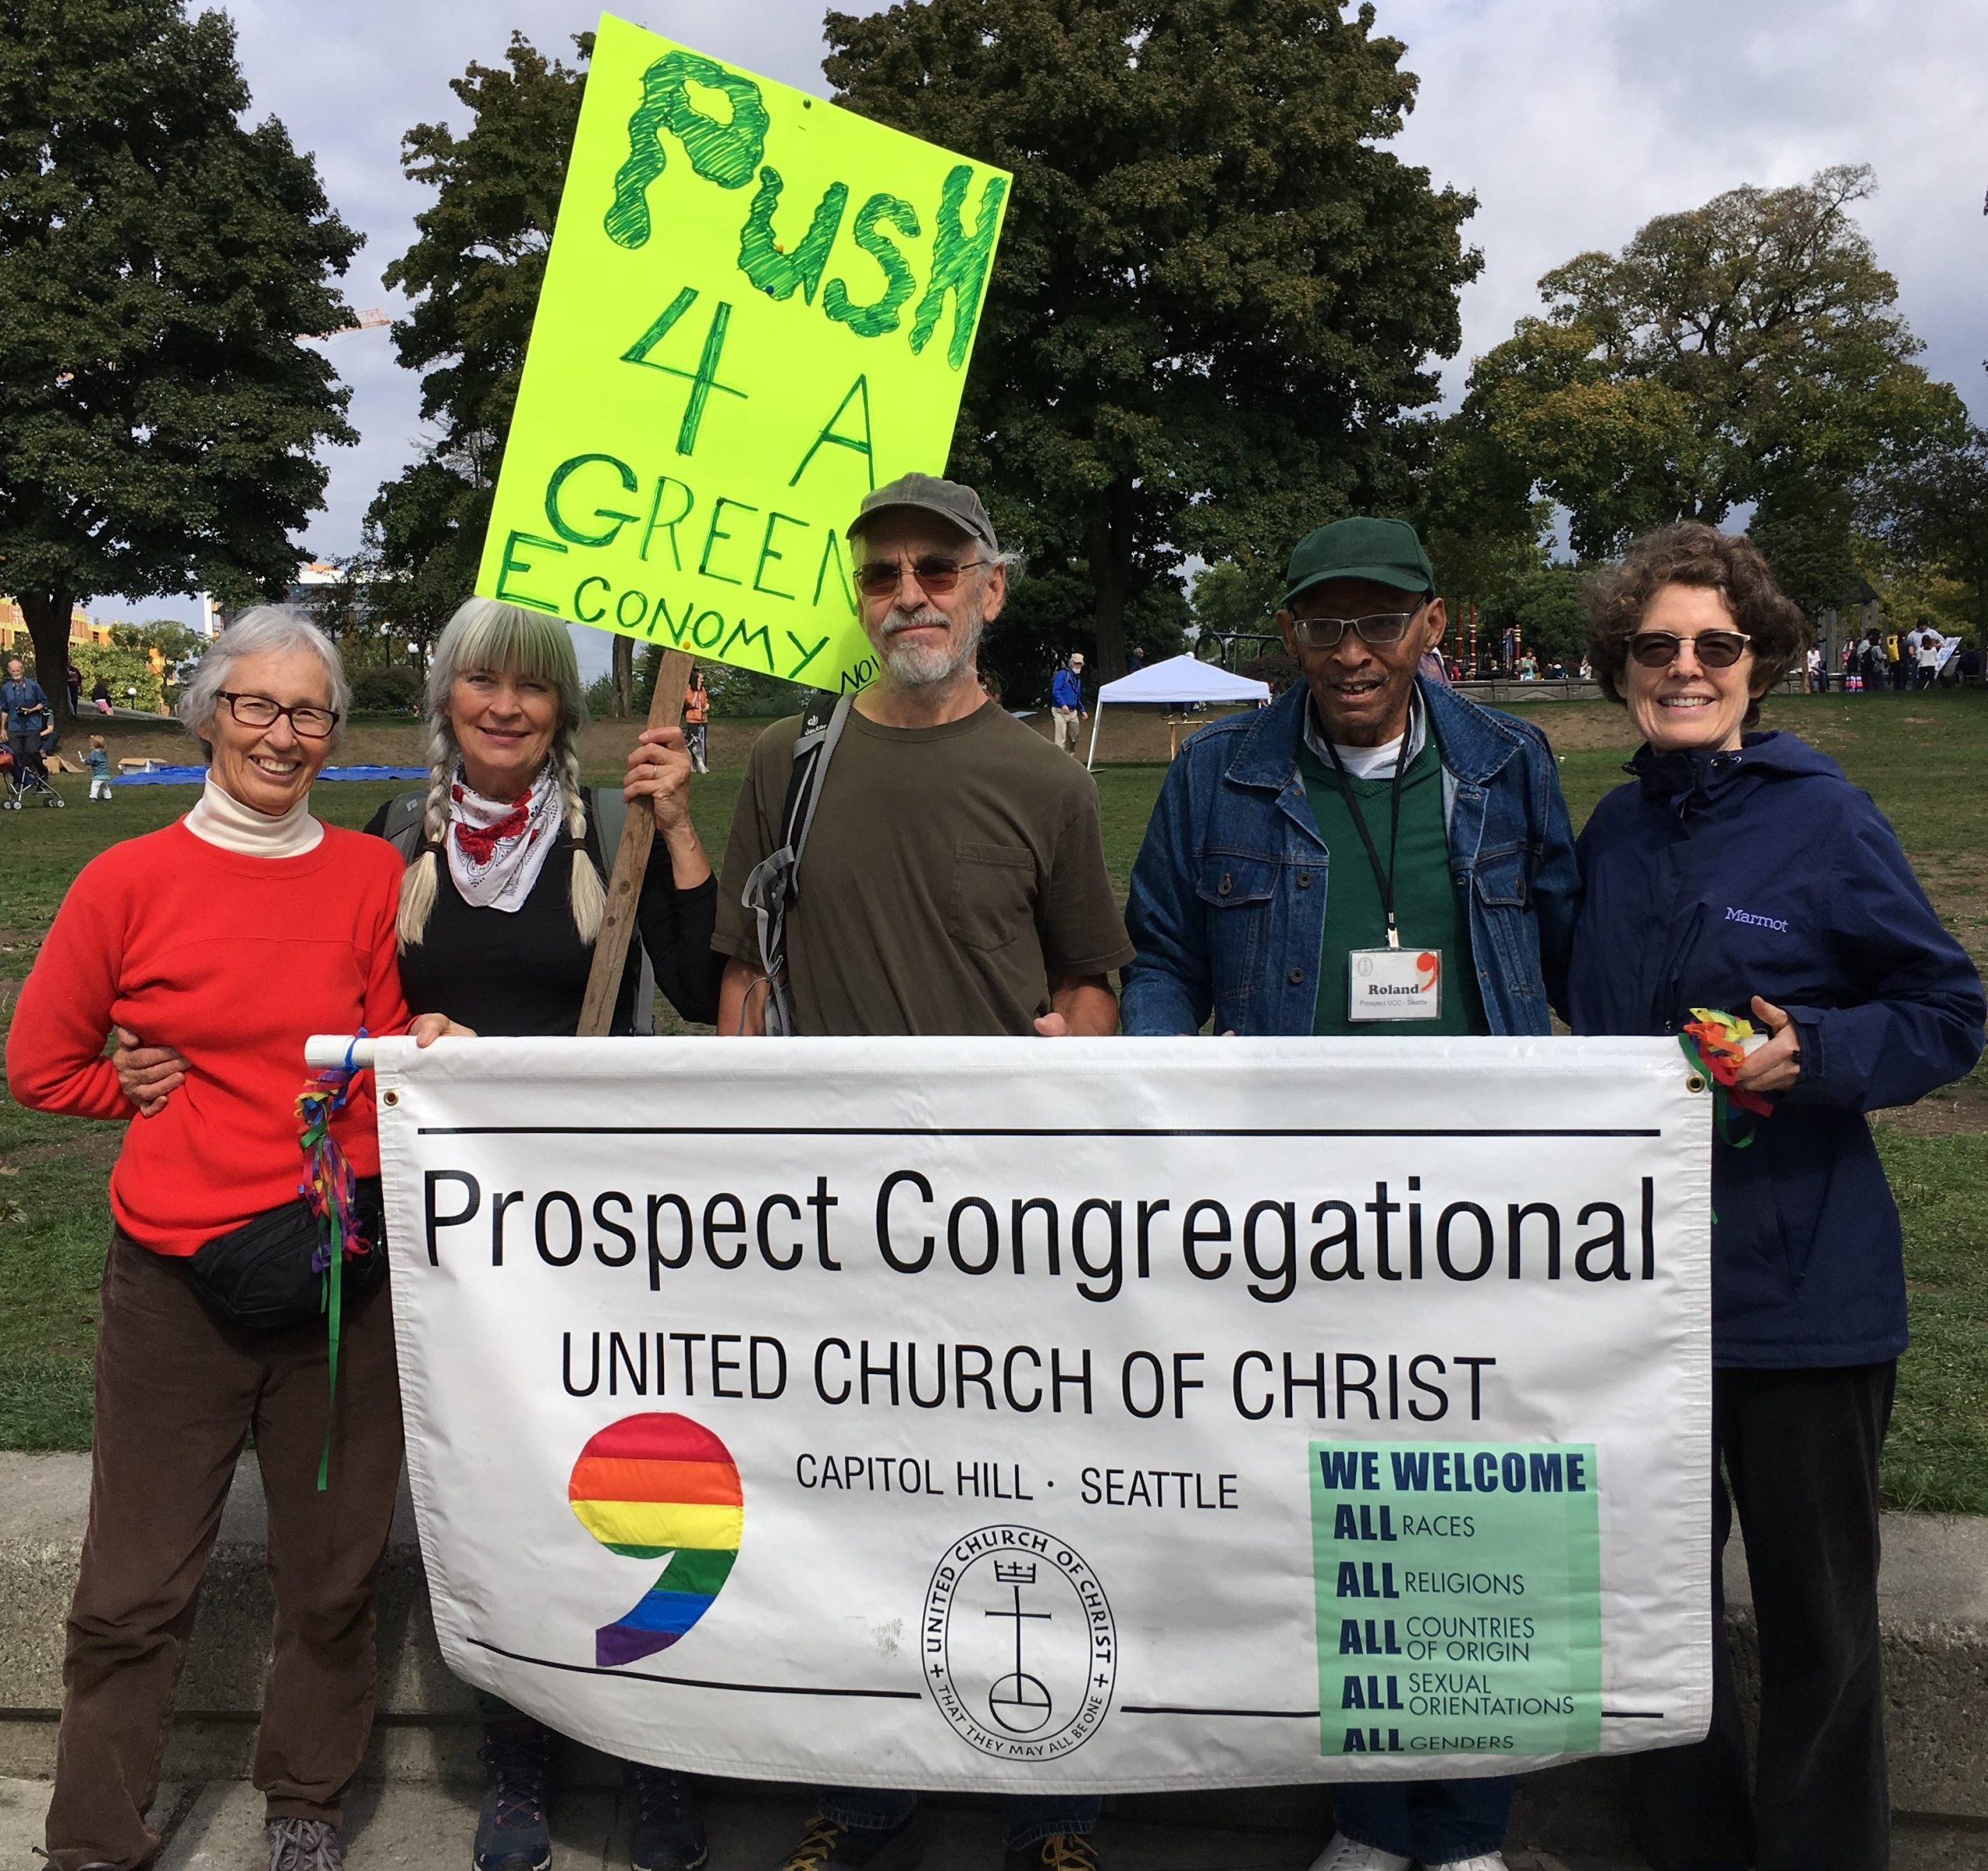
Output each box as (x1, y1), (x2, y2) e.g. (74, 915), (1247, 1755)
(0, 599), (112, 656)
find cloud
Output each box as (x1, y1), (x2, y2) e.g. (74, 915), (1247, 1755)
(107, 0), (1988, 621)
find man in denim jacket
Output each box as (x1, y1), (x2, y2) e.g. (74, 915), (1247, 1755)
(1121, 517), (1579, 1871)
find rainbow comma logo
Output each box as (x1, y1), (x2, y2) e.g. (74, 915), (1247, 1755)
(567, 1412), (744, 1667)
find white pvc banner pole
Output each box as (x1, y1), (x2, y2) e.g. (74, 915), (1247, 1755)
(374, 1034), (1713, 1792)
(1085, 705), (1103, 770)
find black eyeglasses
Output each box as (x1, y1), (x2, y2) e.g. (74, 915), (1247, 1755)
(1626, 630), (1751, 670)
(1288, 598), (1429, 651)
(853, 555), (988, 599)
(216, 691), (341, 739)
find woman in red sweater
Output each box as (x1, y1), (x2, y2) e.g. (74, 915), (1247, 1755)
(8, 610), (457, 1871)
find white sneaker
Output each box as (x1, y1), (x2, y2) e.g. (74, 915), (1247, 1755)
(1307, 1836), (1413, 1871)
(1425, 1855), (1509, 1871)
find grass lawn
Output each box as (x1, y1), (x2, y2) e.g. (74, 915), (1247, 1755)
(3, 689), (1985, 1511)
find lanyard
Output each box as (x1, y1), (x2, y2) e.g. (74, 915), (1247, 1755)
(1320, 713), (1412, 950)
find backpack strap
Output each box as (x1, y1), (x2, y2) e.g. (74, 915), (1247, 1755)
(379, 788), (429, 862)
(739, 692), (853, 1035)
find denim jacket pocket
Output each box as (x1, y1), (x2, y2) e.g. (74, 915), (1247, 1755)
(948, 841), (1037, 951)
(1196, 855), (1278, 1012)
(1472, 850), (1529, 909)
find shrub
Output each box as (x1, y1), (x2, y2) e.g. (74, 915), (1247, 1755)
(349, 664), (422, 713)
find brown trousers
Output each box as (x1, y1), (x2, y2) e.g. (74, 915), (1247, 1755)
(46, 1232), (404, 1870)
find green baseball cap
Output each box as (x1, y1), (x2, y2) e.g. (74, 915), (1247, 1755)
(1281, 516), (1435, 608)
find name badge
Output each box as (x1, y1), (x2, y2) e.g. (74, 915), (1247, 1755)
(1349, 947), (1442, 1022)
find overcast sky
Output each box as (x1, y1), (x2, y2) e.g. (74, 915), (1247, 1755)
(123, 0), (1988, 638)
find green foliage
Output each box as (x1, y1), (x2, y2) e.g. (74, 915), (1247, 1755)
(1860, 418), (1988, 637)
(1478, 564), (1590, 665)
(0, 0), (360, 694)
(635, 645), (809, 719)
(69, 642), (165, 712)
(348, 664), (422, 713)
(824, 0), (1480, 675)
(1190, 558), (1282, 638)
(1469, 165), (1954, 569)
(366, 33), (592, 648)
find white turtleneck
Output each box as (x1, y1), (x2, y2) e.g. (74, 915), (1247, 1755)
(184, 774), (324, 857)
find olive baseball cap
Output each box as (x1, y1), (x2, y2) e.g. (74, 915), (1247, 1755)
(846, 472), (999, 552)
(1282, 516), (1434, 608)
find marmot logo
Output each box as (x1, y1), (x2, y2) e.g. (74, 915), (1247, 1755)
(1724, 906), (1789, 933)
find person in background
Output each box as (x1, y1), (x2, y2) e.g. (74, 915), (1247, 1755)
(1913, 616), (1943, 689)
(3, 654), (51, 788)
(1566, 523), (1984, 1871)
(7, 610), (464, 1871)
(1122, 516), (1579, 1871)
(1805, 645), (1824, 693)
(1050, 649), (1087, 756)
(92, 673), (114, 715)
(66, 661), (83, 718)
(714, 472), (1128, 1871)
(683, 667), (710, 774)
(84, 734), (112, 801)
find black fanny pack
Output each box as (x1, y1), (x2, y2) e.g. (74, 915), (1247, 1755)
(186, 1177), (387, 1330)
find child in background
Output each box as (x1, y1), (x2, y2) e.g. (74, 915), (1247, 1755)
(85, 735), (112, 802)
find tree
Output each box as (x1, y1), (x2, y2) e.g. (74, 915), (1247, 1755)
(1189, 558), (1281, 640)
(824, 0), (1479, 676)
(0, 0), (360, 698)
(1861, 418), (1988, 638)
(1469, 165), (1951, 566)
(367, 33), (590, 663)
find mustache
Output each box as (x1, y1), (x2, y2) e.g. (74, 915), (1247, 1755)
(882, 604), (950, 635)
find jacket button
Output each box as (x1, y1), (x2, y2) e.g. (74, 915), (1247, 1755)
(1287, 967), (1305, 985)
(1218, 873), (1232, 896)
(1296, 871), (1312, 889)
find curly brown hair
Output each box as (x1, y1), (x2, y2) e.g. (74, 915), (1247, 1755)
(1585, 523), (1809, 727)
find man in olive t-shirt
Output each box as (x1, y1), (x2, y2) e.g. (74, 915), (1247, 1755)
(702, 472), (1127, 1871)
(711, 475), (1130, 1045)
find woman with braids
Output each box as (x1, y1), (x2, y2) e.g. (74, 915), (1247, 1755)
(1566, 523), (1983, 1871)
(362, 596), (723, 1871)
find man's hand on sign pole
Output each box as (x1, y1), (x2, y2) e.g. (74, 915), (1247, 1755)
(1732, 995), (1802, 1095)
(624, 725), (712, 889)
(111, 1026), (188, 1118)
(1034, 972), (1119, 1038)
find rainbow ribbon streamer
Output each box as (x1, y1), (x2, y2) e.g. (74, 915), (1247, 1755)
(1678, 1007), (1773, 1149)
(296, 1031), (371, 1492)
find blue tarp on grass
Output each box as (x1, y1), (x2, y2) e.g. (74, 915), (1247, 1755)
(116, 764), (428, 786)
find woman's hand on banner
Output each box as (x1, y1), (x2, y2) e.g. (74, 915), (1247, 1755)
(110, 1026), (187, 1117)
(409, 1014), (478, 1047)
(1733, 996), (1802, 1094)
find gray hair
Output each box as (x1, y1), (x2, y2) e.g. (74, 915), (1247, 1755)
(398, 598), (602, 950)
(178, 607), (350, 751)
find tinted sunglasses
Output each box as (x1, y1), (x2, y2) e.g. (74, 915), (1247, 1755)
(853, 555), (988, 598)
(1627, 629), (1752, 670)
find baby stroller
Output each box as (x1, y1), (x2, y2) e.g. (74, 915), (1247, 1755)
(1, 737), (65, 809)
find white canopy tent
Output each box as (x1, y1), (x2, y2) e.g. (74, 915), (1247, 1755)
(1086, 653), (1273, 768)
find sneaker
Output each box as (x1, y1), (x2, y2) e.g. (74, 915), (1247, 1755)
(1426, 1857), (1508, 1871)
(1004, 1834), (1101, 1871)
(774, 1813), (916, 1869)
(1307, 1837), (1412, 1871)
(626, 1763), (706, 1871)
(474, 1722), (556, 1871)
(268, 1819), (344, 1871)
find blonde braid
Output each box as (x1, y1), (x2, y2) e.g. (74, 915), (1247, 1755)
(560, 733), (606, 945)
(395, 716), (456, 949)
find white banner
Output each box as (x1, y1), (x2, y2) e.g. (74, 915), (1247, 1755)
(374, 1035), (1713, 1792)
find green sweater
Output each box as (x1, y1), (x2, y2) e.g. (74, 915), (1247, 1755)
(1296, 736), (1487, 1036)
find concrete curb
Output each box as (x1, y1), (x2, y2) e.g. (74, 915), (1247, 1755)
(3, 1453), (1984, 1858)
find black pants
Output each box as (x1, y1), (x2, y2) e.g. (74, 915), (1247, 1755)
(1632, 1361), (1896, 1871)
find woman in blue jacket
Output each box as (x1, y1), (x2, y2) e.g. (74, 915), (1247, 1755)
(1566, 523), (1983, 1871)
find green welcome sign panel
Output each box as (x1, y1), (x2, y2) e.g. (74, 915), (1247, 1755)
(477, 14), (1013, 692)
(1309, 1442), (1604, 1761)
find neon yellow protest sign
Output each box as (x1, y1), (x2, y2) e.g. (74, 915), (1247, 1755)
(477, 15), (1012, 693)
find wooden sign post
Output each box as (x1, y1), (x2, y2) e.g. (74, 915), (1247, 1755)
(576, 646), (695, 1038)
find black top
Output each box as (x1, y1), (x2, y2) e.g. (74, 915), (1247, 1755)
(363, 792), (721, 1037)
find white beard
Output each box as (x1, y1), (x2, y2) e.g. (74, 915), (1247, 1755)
(875, 603), (984, 688)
